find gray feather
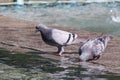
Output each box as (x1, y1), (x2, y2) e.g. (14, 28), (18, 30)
(36, 24), (88, 55)
(79, 35), (113, 61)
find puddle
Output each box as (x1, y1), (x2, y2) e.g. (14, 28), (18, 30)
(0, 48), (120, 80)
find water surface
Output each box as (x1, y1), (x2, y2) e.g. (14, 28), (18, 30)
(0, 48), (120, 80)
(0, 2), (120, 36)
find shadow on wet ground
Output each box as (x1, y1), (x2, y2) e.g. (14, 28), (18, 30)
(0, 48), (120, 80)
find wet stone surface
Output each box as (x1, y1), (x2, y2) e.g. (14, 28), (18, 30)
(0, 48), (120, 80)
(0, 48), (58, 80)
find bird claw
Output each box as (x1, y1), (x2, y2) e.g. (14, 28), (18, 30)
(56, 53), (62, 56)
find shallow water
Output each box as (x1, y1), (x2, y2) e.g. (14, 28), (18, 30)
(0, 48), (120, 80)
(0, 2), (120, 36)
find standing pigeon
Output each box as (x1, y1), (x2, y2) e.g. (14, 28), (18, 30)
(79, 35), (113, 61)
(36, 24), (88, 56)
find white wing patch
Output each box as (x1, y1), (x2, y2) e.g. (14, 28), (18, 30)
(52, 29), (78, 45)
(52, 29), (71, 45)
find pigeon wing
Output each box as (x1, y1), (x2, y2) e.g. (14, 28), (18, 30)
(51, 29), (74, 45)
(92, 39), (105, 56)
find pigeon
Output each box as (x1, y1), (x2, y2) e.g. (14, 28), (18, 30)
(36, 24), (88, 56)
(79, 35), (113, 61)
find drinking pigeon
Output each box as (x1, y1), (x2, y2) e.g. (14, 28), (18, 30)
(79, 35), (113, 61)
(36, 24), (88, 56)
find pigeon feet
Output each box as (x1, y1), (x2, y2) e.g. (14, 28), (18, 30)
(56, 53), (62, 56)
(57, 54), (61, 56)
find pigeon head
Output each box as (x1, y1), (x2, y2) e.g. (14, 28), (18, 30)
(98, 35), (113, 42)
(36, 24), (49, 32)
(99, 35), (113, 47)
(103, 35), (113, 42)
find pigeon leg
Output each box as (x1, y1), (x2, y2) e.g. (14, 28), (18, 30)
(57, 46), (64, 56)
(94, 55), (100, 60)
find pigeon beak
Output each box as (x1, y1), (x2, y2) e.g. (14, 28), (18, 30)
(35, 26), (39, 33)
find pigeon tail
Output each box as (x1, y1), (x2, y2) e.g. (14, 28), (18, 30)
(71, 37), (88, 45)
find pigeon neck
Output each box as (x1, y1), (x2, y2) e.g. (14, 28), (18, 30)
(104, 39), (110, 47)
